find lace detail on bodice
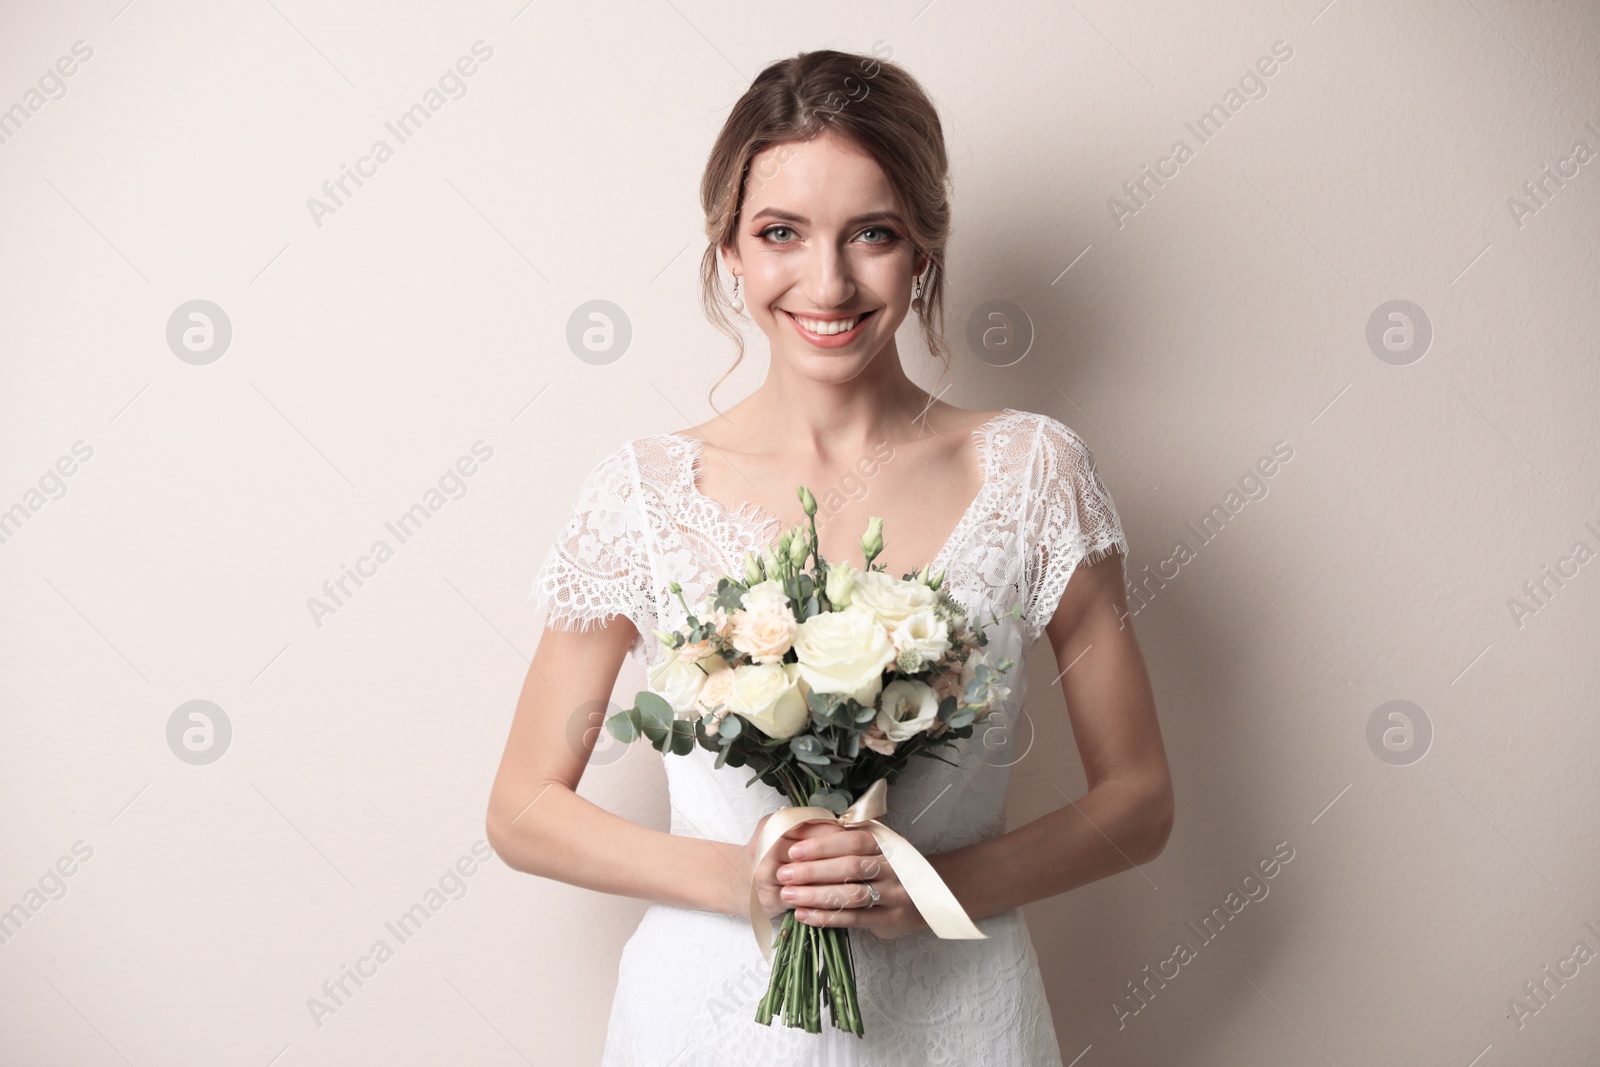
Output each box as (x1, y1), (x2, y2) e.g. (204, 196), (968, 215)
(530, 408), (1128, 664)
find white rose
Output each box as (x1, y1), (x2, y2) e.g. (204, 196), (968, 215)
(876, 679), (940, 741)
(727, 661), (810, 740)
(792, 606), (897, 705)
(847, 569), (939, 628)
(741, 578), (790, 615)
(889, 609), (951, 664)
(648, 647), (713, 715)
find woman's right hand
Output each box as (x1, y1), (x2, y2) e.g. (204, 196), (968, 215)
(739, 811), (842, 920)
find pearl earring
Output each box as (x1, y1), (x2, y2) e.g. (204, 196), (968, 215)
(730, 276), (744, 314)
(911, 275), (924, 312)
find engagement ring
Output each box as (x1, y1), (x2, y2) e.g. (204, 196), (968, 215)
(864, 881), (881, 907)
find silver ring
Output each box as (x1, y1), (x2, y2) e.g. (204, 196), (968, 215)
(863, 881), (880, 907)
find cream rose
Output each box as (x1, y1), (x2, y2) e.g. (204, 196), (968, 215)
(847, 569), (939, 628)
(730, 602), (797, 664)
(695, 661), (736, 714)
(876, 678), (940, 741)
(791, 606), (897, 705)
(726, 661), (810, 740)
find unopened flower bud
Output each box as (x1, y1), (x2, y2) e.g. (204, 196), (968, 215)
(824, 560), (857, 607)
(860, 516), (884, 563)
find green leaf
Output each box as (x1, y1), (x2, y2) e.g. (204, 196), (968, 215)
(669, 718), (697, 756)
(935, 695), (958, 723)
(789, 736), (830, 766)
(842, 731), (861, 759)
(605, 707), (640, 743)
(636, 691), (674, 745)
(807, 790), (848, 816)
(718, 714), (743, 740)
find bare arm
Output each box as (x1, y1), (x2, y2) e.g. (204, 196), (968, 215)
(923, 549), (1173, 920)
(485, 616), (748, 916)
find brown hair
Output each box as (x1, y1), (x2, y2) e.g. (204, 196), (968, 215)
(698, 47), (953, 411)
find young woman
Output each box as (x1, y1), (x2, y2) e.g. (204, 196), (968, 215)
(488, 49), (1172, 1066)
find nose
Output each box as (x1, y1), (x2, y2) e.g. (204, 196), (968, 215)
(800, 239), (857, 309)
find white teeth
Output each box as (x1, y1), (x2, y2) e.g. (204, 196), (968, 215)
(792, 312), (864, 335)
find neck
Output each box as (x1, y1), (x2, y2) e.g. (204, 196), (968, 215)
(735, 337), (943, 456)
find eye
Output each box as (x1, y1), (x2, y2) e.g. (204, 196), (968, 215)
(857, 225), (900, 244)
(757, 225), (797, 244)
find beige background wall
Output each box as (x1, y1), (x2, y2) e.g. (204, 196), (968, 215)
(3, 1), (1597, 1064)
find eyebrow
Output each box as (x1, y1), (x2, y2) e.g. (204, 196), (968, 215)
(748, 207), (906, 227)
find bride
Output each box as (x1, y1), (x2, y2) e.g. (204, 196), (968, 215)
(488, 48), (1173, 1066)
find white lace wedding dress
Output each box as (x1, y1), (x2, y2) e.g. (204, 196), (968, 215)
(531, 408), (1129, 1066)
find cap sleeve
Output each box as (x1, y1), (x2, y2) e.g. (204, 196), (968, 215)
(529, 442), (655, 656)
(1020, 416), (1129, 644)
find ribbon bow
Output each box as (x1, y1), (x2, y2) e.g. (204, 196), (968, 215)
(747, 777), (988, 963)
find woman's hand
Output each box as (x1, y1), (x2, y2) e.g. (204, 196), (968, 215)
(771, 823), (929, 941)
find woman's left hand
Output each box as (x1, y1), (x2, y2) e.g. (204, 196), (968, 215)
(775, 824), (927, 940)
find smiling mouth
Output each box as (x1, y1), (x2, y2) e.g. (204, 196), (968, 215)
(783, 309), (878, 336)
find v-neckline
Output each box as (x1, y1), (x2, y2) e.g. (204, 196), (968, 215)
(662, 408), (1020, 577)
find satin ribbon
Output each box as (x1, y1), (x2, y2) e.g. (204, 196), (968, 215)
(747, 777), (988, 963)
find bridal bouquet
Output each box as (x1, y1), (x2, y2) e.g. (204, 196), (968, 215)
(604, 485), (1016, 1036)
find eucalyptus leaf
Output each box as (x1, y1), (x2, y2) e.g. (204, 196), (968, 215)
(669, 719), (697, 756)
(636, 691), (674, 743)
(606, 708), (640, 743)
(790, 739), (830, 766)
(808, 790), (848, 816)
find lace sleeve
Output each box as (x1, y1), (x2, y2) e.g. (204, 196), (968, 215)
(529, 443), (654, 655)
(1020, 416), (1129, 644)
